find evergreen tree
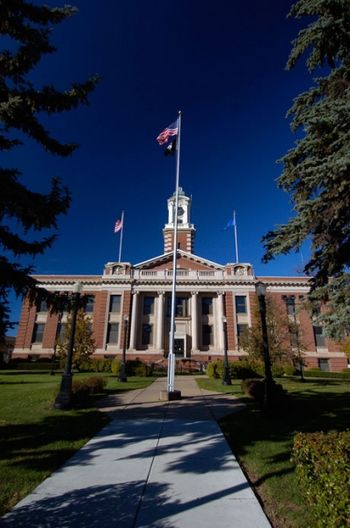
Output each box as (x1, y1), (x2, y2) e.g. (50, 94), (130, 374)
(57, 310), (96, 370)
(262, 0), (350, 338)
(0, 1), (98, 339)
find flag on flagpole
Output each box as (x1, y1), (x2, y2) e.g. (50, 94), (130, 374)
(156, 120), (178, 146)
(114, 218), (123, 233)
(224, 214), (236, 229)
(164, 139), (177, 156)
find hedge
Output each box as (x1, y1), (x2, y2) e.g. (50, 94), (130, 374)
(292, 430), (350, 528)
(304, 368), (350, 380)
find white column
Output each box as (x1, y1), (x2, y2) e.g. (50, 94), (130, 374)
(156, 291), (164, 352)
(129, 292), (139, 350)
(216, 292), (225, 352)
(191, 291), (198, 353)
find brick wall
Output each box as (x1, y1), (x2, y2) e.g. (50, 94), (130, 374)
(93, 291), (108, 349)
(15, 299), (36, 350)
(42, 313), (59, 348)
(224, 292), (236, 350)
(120, 290), (132, 348)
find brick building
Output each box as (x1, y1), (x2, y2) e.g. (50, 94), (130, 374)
(13, 189), (347, 372)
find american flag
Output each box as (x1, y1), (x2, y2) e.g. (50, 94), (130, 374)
(114, 218), (123, 233)
(156, 120), (178, 146)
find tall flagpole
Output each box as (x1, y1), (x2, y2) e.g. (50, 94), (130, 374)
(233, 210), (239, 263)
(118, 210), (124, 262)
(167, 111), (181, 394)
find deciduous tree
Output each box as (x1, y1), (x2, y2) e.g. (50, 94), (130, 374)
(239, 296), (296, 365)
(57, 310), (95, 370)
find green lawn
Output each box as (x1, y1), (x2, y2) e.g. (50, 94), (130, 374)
(197, 376), (350, 528)
(0, 371), (154, 516)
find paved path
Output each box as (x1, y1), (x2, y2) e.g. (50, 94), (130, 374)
(0, 377), (271, 528)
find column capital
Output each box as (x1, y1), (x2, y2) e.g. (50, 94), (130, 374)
(132, 291), (140, 296)
(157, 290), (165, 296)
(191, 291), (199, 296)
(217, 291), (224, 296)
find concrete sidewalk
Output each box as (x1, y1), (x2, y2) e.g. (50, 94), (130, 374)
(0, 376), (271, 528)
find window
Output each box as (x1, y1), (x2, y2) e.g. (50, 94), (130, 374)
(84, 295), (95, 313)
(32, 323), (45, 343)
(237, 323), (248, 346)
(57, 323), (66, 342)
(202, 297), (213, 315)
(202, 324), (213, 346)
(142, 324), (153, 345)
(290, 328), (298, 347)
(235, 296), (247, 314)
(143, 296), (155, 315)
(284, 296), (296, 316)
(313, 325), (326, 348)
(106, 323), (119, 345)
(109, 295), (121, 313)
(36, 299), (48, 313)
(318, 358), (330, 372)
(166, 297), (188, 317)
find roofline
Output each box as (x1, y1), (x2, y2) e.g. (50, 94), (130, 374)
(134, 249), (225, 269)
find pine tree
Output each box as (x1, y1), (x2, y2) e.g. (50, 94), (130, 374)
(0, 1), (99, 339)
(57, 310), (96, 370)
(262, 0), (350, 339)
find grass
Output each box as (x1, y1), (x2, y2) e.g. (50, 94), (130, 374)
(0, 370), (154, 516)
(197, 376), (350, 528)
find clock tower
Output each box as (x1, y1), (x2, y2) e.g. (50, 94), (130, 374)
(163, 188), (196, 253)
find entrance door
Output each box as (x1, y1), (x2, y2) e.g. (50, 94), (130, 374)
(174, 338), (185, 357)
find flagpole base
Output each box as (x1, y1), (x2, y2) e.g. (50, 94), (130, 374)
(160, 390), (182, 401)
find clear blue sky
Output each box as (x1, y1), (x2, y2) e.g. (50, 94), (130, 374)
(7, 0), (312, 332)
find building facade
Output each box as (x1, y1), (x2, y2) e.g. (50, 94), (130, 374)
(13, 189), (347, 372)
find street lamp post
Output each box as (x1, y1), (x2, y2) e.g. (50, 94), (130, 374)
(118, 315), (128, 382)
(54, 282), (82, 409)
(222, 317), (231, 385)
(255, 281), (274, 409)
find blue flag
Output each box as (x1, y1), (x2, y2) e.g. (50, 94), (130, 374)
(225, 213), (236, 229)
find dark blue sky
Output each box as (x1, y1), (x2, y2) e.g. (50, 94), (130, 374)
(7, 0), (312, 331)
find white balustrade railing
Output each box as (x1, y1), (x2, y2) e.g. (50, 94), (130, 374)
(105, 269), (252, 280)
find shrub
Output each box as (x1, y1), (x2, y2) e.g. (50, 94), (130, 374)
(230, 360), (262, 379)
(125, 359), (143, 376)
(111, 358), (122, 376)
(78, 359), (93, 372)
(71, 376), (107, 404)
(206, 360), (224, 379)
(292, 430), (350, 528)
(283, 364), (296, 376)
(206, 362), (217, 378)
(271, 363), (285, 377)
(134, 363), (150, 377)
(90, 358), (112, 373)
(241, 378), (265, 401)
(241, 378), (288, 408)
(85, 376), (107, 394)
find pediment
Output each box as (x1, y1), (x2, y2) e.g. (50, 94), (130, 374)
(134, 250), (223, 272)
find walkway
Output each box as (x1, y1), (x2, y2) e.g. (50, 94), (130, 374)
(0, 376), (271, 528)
